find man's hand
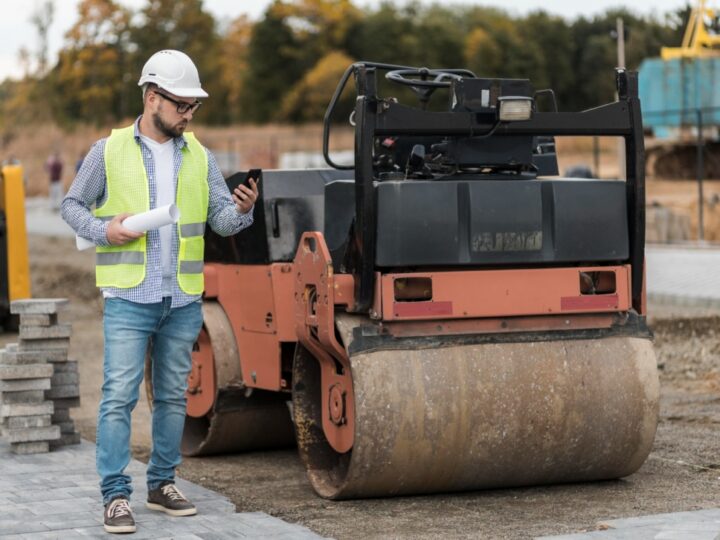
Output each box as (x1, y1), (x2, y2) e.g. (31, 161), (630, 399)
(106, 213), (145, 246)
(232, 178), (258, 214)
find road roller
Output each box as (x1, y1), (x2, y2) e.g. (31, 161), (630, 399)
(167, 63), (659, 499)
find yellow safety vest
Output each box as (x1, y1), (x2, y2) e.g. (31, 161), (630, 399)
(95, 125), (209, 295)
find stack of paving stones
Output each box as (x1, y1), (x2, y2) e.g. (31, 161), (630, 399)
(0, 353), (57, 454)
(0, 298), (80, 453)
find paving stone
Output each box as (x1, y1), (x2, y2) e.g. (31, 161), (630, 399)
(19, 324), (72, 340)
(0, 364), (54, 380)
(51, 408), (71, 422)
(156, 533), (205, 540)
(0, 400), (54, 417)
(19, 313), (58, 327)
(0, 348), (66, 364)
(6, 414), (51, 429)
(56, 420), (75, 432)
(199, 533), (245, 540)
(0, 520), (51, 535)
(51, 372), (79, 386)
(50, 397), (80, 409)
(52, 360), (78, 372)
(10, 441), (50, 454)
(5, 424), (61, 443)
(39, 510), (102, 526)
(45, 384), (80, 399)
(0, 389), (46, 403)
(0, 378), (51, 391)
(600, 509), (720, 529)
(10, 298), (69, 315)
(18, 338), (70, 352)
(50, 431), (81, 448)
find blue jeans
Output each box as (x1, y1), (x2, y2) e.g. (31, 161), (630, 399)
(97, 297), (203, 504)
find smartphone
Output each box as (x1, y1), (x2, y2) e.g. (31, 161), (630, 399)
(243, 168), (262, 188)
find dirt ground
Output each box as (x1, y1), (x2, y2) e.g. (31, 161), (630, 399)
(11, 234), (718, 540)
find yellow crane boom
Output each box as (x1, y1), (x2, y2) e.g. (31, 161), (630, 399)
(662, 0), (720, 59)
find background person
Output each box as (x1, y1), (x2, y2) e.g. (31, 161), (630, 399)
(45, 151), (64, 210)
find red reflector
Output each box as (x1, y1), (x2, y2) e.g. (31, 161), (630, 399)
(393, 301), (453, 318)
(561, 295), (619, 311)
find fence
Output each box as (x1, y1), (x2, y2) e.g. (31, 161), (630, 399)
(198, 125), (354, 176)
(643, 106), (720, 241)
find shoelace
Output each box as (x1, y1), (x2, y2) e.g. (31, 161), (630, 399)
(108, 498), (131, 518)
(161, 484), (188, 502)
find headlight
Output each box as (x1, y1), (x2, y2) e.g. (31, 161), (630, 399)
(498, 96), (533, 122)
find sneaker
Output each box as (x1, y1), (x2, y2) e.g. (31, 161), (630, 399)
(146, 482), (197, 517)
(104, 496), (136, 534)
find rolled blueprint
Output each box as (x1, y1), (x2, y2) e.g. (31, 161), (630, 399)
(76, 204), (181, 251)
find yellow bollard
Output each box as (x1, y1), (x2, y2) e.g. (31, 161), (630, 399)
(0, 165), (31, 303)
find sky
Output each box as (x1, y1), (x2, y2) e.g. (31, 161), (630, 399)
(0, 0), (693, 82)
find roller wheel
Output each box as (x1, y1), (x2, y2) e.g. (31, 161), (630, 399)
(293, 314), (659, 499)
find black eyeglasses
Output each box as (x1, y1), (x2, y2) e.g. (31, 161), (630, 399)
(153, 90), (202, 114)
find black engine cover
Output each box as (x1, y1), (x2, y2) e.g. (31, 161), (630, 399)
(375, 178), (628, 266)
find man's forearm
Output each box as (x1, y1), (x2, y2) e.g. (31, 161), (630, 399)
(61, 197), (111, 247)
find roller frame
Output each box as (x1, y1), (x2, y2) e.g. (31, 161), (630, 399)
(294, 232), (355, 453)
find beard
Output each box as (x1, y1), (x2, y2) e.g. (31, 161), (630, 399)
(152, 111), (187, 138)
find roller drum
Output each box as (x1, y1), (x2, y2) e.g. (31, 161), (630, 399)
(182, 395), (295, 456)
(177, 300), (295, 456)
(294, 332), (659, 499)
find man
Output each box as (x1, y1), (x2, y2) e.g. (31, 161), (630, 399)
(61, 50), (259, 534)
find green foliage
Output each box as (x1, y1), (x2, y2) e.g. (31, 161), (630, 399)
(279, 51), (355, 123)
(237, 2), (304, 123)
(49, 0), (133, 125)
(0, 0), (694, 128)
(219, 16), (253, 124)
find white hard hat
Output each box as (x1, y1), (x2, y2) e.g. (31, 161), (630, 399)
(138, 50), (208, 99)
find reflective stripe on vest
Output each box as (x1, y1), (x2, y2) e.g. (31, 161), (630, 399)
(94, 125), (209, 294)
(180, 222), (205, 237)
(97, 251), (145, 265)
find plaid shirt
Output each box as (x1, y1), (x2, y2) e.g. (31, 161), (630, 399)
(61, 117), (253, 308)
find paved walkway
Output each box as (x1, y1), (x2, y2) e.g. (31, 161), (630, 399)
(25, 198), (74, 238)
(0, 439), (325, 539)
(537, 508), (720, 539)
(646, 244), (720, 308)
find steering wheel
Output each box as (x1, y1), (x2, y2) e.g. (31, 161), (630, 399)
(386, 68), (472, 104)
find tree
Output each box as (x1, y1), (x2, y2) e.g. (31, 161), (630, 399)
(238, 0), (361, 122)
(219, 15), (253, 124)
(279, 51), (355, 122)
(521, 12), (574, 110)
(465, 27), (503, 76)
(346, 3), (422, 66)
(30, 1), (55, 77)
(464, 9), (544, 83)
(272, 0), (361, 55)
(51, 0), (132, 125)
(237, 2), (304, 122)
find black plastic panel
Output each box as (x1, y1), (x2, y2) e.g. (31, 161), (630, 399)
(205, 169), (351, 265)
(375, 178), (628, 267)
